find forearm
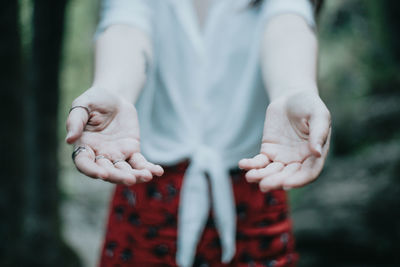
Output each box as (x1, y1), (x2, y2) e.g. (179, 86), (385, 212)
(261, 14), (318, 101)
(91, 24), (152, 103)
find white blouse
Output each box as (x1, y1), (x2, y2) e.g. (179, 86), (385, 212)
(96, 0), (315, 266)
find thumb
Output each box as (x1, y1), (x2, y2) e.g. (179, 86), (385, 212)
(65, 106), (90, 144)
(308, 110), (331, 157)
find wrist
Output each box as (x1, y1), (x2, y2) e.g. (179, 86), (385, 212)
(86, 86), (135, 108)
(89, 83), (137, 104)
(268, 83), (319, 102)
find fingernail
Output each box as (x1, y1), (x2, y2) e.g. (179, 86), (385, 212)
(156, 165), (164, 173)
(315, 144), (322, 155)
(260, 187), (268, 193)
(98, 171), (108, 179)
(66, 132), (73, 141)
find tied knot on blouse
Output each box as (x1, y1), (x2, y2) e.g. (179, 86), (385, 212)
(177, 145), (236, 266)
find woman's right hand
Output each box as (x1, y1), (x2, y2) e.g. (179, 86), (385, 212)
(66, 87), (163, 185)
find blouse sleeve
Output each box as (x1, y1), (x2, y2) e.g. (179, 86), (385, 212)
(94, 0), (154, 39)
(261, 0), (316, 28)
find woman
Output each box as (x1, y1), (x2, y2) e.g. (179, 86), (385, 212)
(66, 0), (331, 266)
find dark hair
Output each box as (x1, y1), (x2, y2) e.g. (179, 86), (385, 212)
(249, 0), (263, 7)
(250, 0), (324, 15)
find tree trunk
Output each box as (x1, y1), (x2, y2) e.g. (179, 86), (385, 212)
(0, 1), (25, 265)
(19, 0), (81, 266)
(0, 0), (81, 266)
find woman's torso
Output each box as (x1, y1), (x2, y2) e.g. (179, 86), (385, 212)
(136, 0), (269, 167)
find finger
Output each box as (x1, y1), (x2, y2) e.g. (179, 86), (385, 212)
(115, 138), (141, 158)
(284, 137), (330, 189)
(283, 170), (315, 190)
(132, 169), (153, 183)
(66, 107), (90, 144)
(74, 147), (107, 179)
(129, 153), (164, 176)
(113, 160), (134, 176)
(114, 161), (153, 183)
(114, 161), (153, 186)
(238, 154), (270, 170)
(259, 162), (301, 193)
(95, 148), (125, 164)
(308, 110), (331, 157)
(282, 158), (321, 189)
(261, 143), (309, 163)
(245, 162), (284, 183)
(96, 157), (136, 184)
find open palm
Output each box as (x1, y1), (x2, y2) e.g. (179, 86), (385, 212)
(66, 88), (163, 185)
(239, 91), (331, 192)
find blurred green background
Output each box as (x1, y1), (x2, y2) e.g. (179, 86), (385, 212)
(2, 0), (400, 266)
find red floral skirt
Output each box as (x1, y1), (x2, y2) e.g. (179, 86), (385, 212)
(99, 161), (298, 267)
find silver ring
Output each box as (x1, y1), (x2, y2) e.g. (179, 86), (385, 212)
(72, 146), (87, 161)
(112, 159), (125, 165)
(69, 105), (90, 116)
(95, 155), (107, 161)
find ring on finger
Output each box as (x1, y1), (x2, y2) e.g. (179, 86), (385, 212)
(95, 155), (107, 162)
(113, 159), (125, 165)
(69, 105), (90, 116)
(72, 146), (87, 161)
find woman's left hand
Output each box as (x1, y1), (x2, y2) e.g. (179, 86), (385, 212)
(238, 90), (331, 192)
